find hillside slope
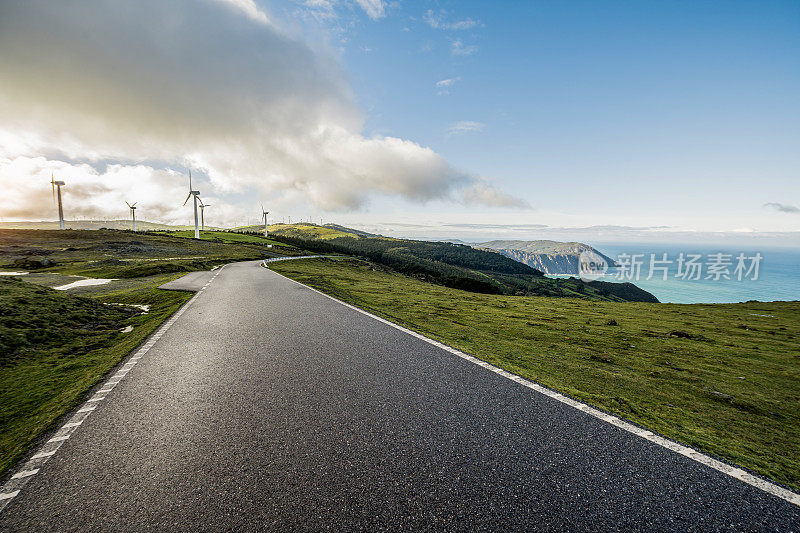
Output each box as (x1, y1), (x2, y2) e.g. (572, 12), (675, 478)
(266, 224), (658, 302)
(475, 240), (617, 275)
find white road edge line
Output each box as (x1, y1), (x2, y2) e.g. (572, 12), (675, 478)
(29, 451), (57, 460)
(265, 259), (800, 508)
(0, 264), (228, 514)
(10, 470), (38, 480)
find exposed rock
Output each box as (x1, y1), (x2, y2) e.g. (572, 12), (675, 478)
(473, 240), (617, 275)
(11, 257), (58, 269)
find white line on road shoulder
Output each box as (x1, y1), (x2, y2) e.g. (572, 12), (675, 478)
(268, 262), (800, 508)
(10, 470), (38, 480)
(0, 264), (228, 513)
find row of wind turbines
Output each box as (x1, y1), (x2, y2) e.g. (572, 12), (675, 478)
(49, 172), (270, 239)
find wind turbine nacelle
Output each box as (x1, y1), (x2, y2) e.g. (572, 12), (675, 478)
(54, 181), (65, 186)
(191, 190), (200, 195)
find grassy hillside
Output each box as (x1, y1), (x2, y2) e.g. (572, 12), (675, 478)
(234, 222), (376, 239)
(266, 224), (657, 302)
(0, 229), (290, 279)
(164, 229), (298, 252)
(266, 223), (360, 240)
(0, 229), (300, 477)
(0, 274), (192, 476)
(269, 257), (800, 491)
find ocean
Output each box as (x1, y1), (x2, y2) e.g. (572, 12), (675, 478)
(549, 242), (800, 304)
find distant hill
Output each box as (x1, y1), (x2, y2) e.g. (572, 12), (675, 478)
(321, 224), (379, 238)
(0, 222), (655, 301)
(474, 240), (617, 275)
(266, 224), (658, 302)
(0, 220), (204, 231)
(235, 223), (355, 240)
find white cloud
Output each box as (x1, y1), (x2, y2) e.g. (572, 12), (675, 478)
(305, 0), (335, 8)
(300, 0), (385, 21)
(447, 121), (485, 136)
(214, 0), (271, 25)
(435, 77), (460, 96)
(299, 0), (338, 22)
(436, 77), (460, 88)
(451, 38), (478, 56)
(459, 182), (529, 208)
(0, 0), (516, 222)
(0, 155), (189, 222)
(423, 10), (479, 30)
(354, 0), (386, 20)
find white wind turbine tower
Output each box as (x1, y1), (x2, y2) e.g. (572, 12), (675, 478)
(198, 198), (210, 231)
(126, 201), (138, 232)
(183, 170), (201, 239)
(261, 204), (269, 237)
(50, 174), (66, 230)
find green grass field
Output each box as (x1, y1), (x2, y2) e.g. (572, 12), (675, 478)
(166, 229), (287, 248)
(0, 229), (299, 477)
(269, 257), (800, 491)
(264, 223), (357, 240)
(0, 274), (192, 476)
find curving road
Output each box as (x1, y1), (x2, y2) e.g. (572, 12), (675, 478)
(1, 260), (798, 531)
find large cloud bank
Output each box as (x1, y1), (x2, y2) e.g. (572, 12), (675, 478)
(0, 0), (523, 223)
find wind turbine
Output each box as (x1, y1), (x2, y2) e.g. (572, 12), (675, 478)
(50, 174), (66, 230)
(183, 170), (200, 239)
(198, 198), (210, 231)
(261, 203), (269, 237)
(126, 201), (138, 231)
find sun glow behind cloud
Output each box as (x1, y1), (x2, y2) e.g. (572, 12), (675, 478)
(0, 0), (517, 224)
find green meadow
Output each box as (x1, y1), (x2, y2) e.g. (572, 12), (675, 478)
(0, 229), (296, 476)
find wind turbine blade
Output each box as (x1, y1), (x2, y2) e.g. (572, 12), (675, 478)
(51, 174), (56, 203)
(188, 170), (192, 192)
(183, 193), (192, 206)
(131, 202), (137, 207)
(126, 201), (132, 208)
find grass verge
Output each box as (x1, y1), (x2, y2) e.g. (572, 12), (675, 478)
(270, 257), (800, 491)
(0, 274), (192, 477)
(0, 228), (305, 478)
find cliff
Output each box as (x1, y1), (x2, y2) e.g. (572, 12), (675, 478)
(474, 240), (617, 276)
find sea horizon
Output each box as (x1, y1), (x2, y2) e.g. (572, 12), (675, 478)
(547, 241), (800, 304)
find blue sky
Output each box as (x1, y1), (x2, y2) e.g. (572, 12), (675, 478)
(267, 0), (800, 241)
(0, 0), (798, 244)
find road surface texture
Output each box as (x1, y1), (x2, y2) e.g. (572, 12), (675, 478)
(158, 270), (218, 291)
(2, 260), (798, 531)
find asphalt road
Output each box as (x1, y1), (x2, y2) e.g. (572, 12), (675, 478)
(2, 260), (798, 531)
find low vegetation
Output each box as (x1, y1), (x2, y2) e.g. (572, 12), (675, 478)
(165, 229), (288, 248)
(0, 228), (299, 477)
(267, 224), (657, 302)
(0, 275), (191, 476)
(270, 257), (800, 491)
